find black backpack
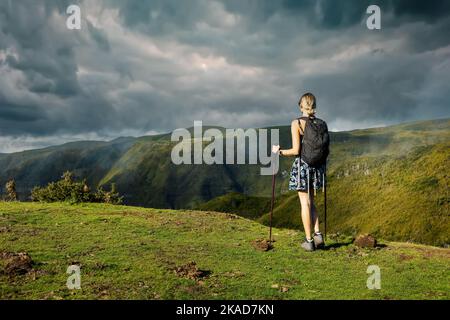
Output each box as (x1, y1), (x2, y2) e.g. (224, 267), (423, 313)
(299, 116), (330, 167)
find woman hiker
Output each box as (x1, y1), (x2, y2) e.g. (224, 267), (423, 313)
(272, 92), (329, 252)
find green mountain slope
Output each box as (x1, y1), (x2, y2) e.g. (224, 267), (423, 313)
(98, 118), (450, 206)
(96, 135), (247, 208)
(0, 138), (136, 199)
(0, 118), (448, 245)
(1, 118), (448, 205)
(0, 202), (448, 300)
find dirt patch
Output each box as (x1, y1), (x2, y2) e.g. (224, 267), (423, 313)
(391, 243), (450, 259)
(0, 226), (11, 233)
(354, 234), (377, 248)
(398, 254), (414, 262)
(421, 248), (450, 260)
(21, 228), (42, 236)
(223, 271), (245, 278)
(424, 291), (448, 298)
(1, 252), (34, 276)
(174, 261), (211, 280)
(271, 283), (290, 293)
(252, 239), (274, 252)
(345, 246), (371, 258)
(27, 269), (49, 280)
(182, 284), (206, 295)
(91, 284), (113, 299)
(41, 291), (64, 300)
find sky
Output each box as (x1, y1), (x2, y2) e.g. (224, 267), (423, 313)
(0, 0), (449, 153)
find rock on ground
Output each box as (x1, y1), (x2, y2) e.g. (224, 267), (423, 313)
(1, 252), (34, 275)
(354, 234), (377, 248)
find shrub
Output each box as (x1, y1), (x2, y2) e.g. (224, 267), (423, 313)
(5, 179), (18, 201)
(93, 183), (123, 205)
(31, 171), (122, 205)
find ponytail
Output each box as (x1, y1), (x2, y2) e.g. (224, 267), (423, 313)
(299, 92), (317, 116)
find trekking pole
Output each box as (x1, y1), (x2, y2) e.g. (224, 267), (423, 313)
(323, 170), (327, 240)
(269, 154), (276, 244)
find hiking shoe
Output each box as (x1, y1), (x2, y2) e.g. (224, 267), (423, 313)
(301, 239), (315, 252)
(313, 233), (325, 249)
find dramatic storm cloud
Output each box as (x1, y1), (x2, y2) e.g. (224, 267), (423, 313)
(0, 0), (449, 152)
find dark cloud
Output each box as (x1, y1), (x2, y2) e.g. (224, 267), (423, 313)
(390, 0), (450, 21)
(0, 0), (449, 152)
(0, 1), (81, 97)
(303, 54), (431, 121)
(0, 102), (44, 123)
(110, 0), (210, 34)
(87, 21), (111, 52)
(280, 0), (450, 28)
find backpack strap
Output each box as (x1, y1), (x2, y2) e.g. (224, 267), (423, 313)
(298, 116), (313, 125)
(297, 118), (305, 136)
(298, 116), (314, 135)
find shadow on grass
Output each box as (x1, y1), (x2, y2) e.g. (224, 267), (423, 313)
(322, 241), (353, 250)
(322, 241), (388, 250)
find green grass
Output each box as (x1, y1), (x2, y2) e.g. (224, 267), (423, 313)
(1, 202), (448, 300)
(196, 192), (272, 219)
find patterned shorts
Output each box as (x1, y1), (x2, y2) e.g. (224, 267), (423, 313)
(288, 158), (326, 192)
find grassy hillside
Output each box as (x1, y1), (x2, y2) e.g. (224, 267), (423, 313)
(0, 202), (449, 300)
(196, 192), (272, 219)
(0, 118), (448, 245)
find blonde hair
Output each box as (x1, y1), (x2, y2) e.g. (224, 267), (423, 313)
(298, 92), (316, 116)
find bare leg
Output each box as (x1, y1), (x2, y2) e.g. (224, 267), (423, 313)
(311, 201), (320, 234)
(298, 191), (313, 239)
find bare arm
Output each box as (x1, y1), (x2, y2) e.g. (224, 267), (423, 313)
(281, 119), (301, 156)
(272, 120), (301, 156)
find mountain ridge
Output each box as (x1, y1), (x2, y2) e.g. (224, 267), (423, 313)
(1, 117), (448, 156)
